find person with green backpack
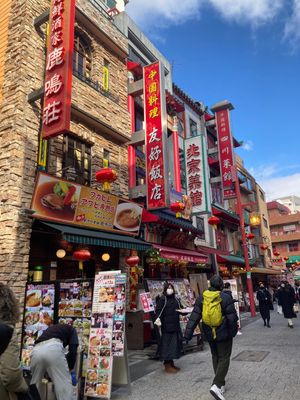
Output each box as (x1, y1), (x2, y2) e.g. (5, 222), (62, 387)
(184, 275), (238, 400)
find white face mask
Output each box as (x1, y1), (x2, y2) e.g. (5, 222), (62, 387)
(281, 284), (285, 287)
(166, 288), (174, 296)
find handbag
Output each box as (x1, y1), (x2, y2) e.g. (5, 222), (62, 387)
(293, 304), (299, 313)
(154, 296), (167, 327)
(277, 305), (283, 315)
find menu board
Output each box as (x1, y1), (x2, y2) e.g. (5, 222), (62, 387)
(85, 272), (126, 399)
(31, 172), (143, 236)
(145, 279), (200, 335)
(21, 284), (55, 369)
(58, 281), (93, 377)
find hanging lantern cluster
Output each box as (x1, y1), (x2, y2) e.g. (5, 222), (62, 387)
(73, 249), (91, 271)
(246, 233), (255, 240)
(95, 160), (117, 193)
(208, 215), (220, 230)
(170, 201), (185, 218)
(126, 254), (140, 310)
(273, 251), (280, 257)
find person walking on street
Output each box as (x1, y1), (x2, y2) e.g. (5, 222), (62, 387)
(223, 282), (233, 300)
(184, 275), (238, 400)
(155, 282), (183, 373)
(256, 282), (272, 328)
(0, 283), (29, 400)
(278, 281), (297, 328)
(30, 323), (79, 400)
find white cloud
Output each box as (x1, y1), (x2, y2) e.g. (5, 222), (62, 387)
(126, 0), (203, 27)
(284, 0), (300, 50)
(249, 164), (279, 180)
(241, 140), (253, 151)
(260, 173), (300, 201)
(208, 0), (284, 25)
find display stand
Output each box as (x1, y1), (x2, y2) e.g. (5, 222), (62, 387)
(112, 338), (131, 395)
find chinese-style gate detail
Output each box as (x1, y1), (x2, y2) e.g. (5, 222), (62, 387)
(215, 109), (236, 199)
(144, 62), (168, 209)
(42, 0), (75, 139)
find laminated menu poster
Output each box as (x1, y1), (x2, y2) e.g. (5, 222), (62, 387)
(85, 272), (126, 398)
(21, 283), (55, 369)
(58, 281), (93, 377)
(145, 279), (200, 336)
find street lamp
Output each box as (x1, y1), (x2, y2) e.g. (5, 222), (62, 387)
(250, 213), (261, 227)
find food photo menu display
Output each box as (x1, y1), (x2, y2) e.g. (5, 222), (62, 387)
(85, 272), (127, 399)
(21, 284), (55, 369)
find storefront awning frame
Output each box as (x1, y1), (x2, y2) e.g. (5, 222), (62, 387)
(39, 221), (151, 251)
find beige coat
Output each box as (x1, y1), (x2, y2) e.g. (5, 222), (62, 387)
(0, 329), (28, 400)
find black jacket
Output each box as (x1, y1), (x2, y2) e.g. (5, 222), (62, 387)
(256, 288), (271, 305)
(155, 295), (181, 333)
(185, 288), (238, 342)
(0, 321), (13, 356)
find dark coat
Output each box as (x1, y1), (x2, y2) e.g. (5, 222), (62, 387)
(278, 285), (297, 319)
(0, 321), (13, 356)
(155, 295), (181, 333)
(256, 288), (272, 319)
(184, 288), (238, 342)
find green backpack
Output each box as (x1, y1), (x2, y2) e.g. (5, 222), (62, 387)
(202, 290), (223, 339)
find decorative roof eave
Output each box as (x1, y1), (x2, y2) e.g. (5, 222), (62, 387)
(172, 83), (204, 115)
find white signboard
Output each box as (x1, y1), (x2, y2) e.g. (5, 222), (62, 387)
(184, 136), (208, 213)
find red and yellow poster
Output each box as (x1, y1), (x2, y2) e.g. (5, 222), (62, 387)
(31, 172), (143, 236)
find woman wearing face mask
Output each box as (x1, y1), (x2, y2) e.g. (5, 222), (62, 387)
(256, 282), (272, 327)
(278, 281), (297, 328)
(155, 282), (183, 373)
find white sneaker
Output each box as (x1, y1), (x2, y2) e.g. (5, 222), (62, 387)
(210, 384), (225, 400)
(221, 386), (225, 394)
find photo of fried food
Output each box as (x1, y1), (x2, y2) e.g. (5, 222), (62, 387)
(26, 291), (41, 308)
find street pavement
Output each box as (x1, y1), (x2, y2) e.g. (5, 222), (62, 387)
(113, 311), (300, 400)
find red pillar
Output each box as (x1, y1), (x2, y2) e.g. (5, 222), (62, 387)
(128, 95), (136, 189)
(172, 117), (181, 192)
(233, 165), (256, 317)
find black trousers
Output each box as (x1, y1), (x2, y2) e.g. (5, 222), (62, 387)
(209, 338), (233, 388)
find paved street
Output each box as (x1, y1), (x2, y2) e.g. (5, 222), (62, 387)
(114, 311), (300, 400)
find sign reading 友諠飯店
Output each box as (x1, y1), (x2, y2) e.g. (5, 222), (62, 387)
(215, 109), (236, 199)
(42, 0), (75, 139)
(184, 135), (208, 213)
(144, 61), (168, 210)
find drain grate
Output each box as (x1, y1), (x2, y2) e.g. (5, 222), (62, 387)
(233, 350), (270, 362)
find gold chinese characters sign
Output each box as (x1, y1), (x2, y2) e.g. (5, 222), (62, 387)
(31, 173), (143, 236)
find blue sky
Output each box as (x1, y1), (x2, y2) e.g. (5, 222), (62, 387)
(126, 0), (300, 200)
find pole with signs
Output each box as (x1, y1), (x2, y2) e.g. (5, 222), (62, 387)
(143, 61), (169, 210)
(42, 0), (76, 139)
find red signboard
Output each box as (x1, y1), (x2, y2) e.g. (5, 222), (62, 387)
(144, 62), (168, 209)
(215, 109), (236, 199)
(42, 0), (75, 139)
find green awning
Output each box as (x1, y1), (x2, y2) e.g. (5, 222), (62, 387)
(286, 255), (300, 264)
(217, 254), (256, 265)
(40, 222), (151, 251)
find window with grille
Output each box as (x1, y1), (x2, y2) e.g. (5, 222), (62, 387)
(288, 242), (299, 252)
(73, 33), (92, 78)
(63, 135), (91, 185)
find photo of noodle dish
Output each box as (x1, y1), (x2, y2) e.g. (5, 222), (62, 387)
(113, 202), (142, 232)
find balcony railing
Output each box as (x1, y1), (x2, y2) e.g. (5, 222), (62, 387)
(73, 69), (120, 104)
(88, 0), (114, 21)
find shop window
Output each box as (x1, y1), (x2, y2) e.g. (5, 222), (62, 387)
(189, 118), (198, 137)
(63, 135), (91, 185)
(73, 33), (92, 79)
(288, 242), (299, 252)
(103, 149), (110, 167)
(135, 108), (144, 131)
(103, 59), (109, 92)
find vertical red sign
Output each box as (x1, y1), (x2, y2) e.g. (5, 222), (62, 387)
(215, 109), (236, 199)
(144, 62), (167, 209)
(42, 0), (75, 139)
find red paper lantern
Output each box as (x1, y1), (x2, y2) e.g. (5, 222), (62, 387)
(170, 201), (185, 218)
(283, 256), (289, 261)
(246, 233), (255, 240)
(260, 244), (268, 251)
(73, 249), (91, 271)
(126, 255), (140, 266)
(273, 251), (280, 257)
(95, 168), (117, 192)
(208, 215), (220, 229)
